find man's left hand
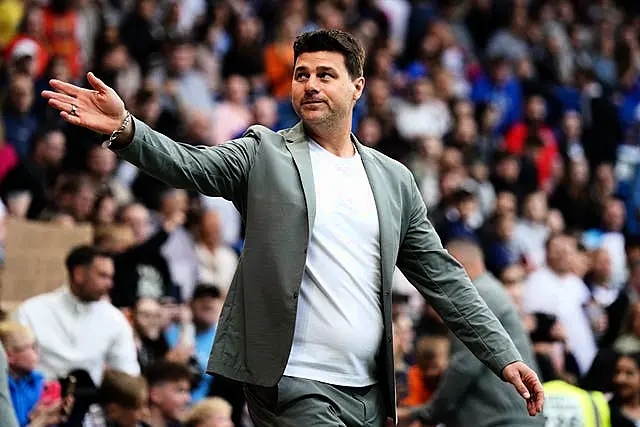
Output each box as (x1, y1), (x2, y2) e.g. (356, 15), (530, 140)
(502, 361), (544, 416)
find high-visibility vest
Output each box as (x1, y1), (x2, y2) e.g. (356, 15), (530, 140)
(543, 380), (611, 427)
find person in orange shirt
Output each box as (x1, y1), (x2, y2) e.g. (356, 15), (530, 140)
(264, 15), (303, 99)
(402, 334), (450, 407)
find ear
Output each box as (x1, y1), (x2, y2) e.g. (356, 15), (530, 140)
(352, 77), (365, 102)
(71, 266), (85, 284)
(149, 387), (161, 406)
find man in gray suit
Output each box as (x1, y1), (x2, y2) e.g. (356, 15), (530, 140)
(42, 29), (543, 427)
(399, 239), (544, 426)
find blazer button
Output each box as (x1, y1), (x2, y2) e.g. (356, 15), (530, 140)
(384, 290), (391, 296)
(293, 291), (299, 299)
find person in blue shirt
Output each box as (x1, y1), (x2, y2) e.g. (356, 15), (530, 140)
(165, 284), (222, 403)
(0, 321), (56, 427)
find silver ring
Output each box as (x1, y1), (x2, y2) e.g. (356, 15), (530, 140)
(70, 104), (78, 116)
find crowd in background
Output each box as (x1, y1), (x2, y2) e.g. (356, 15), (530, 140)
(2, 0), (640, 425)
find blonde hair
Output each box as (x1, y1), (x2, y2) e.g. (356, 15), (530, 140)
(0, 321), (34, 350)
(185, 397), (232, 427)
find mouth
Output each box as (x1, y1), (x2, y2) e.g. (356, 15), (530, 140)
(302, 100), (325, 105)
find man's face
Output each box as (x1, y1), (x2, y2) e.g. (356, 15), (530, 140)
(150, 380), (191, 422)
(6, 334), (39, 373)
(10, 76), (34, 114)
(500, 264), (525, 311)
(73, 256), (114, 302)
(291, 51), (364, 126)
(41, 131), (66, 167)
(192, 296), (222, 329)
(134, 298), (163, 340)
(547, 236), (573, 274)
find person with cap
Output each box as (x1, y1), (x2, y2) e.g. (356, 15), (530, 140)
(42, 28), (543, 427)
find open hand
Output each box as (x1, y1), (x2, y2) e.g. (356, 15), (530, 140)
(42, 72), (126, 135)
(502, 361), (544, 416)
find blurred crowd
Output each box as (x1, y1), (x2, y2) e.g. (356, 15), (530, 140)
(2, 0), (640, 425)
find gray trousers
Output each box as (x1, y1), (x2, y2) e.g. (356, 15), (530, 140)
(243, 376), (387, 427)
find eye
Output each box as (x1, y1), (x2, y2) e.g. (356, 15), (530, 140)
(295, 72), (308, 81)
(318, 72), (332, 80)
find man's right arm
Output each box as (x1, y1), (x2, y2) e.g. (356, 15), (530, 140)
(110, 117), (260, 202)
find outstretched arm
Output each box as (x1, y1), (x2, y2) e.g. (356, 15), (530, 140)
(396, 175), (543, 416)
(42, 73), (258, 202)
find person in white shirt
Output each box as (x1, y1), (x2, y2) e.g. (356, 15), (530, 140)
(14, 245), (140, 386)
(523, 234), (599, 375)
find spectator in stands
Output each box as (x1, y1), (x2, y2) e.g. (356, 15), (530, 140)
(210, 75), (252, 146)
(98, 210), (179, 308)
(85, 145), (132, 206)
(145, 361), (193, 427)
(392, 312), (413, 407)
(41, 173), (96, 225)
(184, 397), (233, 427)
(83, 369), (150, 427)
(152, 189), (198, 301)
(194, 210), (238, 294)
(0, 321), (46, 426)
(402, 335), (449, 407)
(2, 72), (39, 158)
(0, 126), (65, 220)
(614, 301), (640, 355)
(400, 239), (542, 426)
(523, 233), (600, 375)
(610, 353), (640, 426)
(513, 191), (550, 271)
(166, 284), (223, 403)
(130, 298), (170, 371)
(14, 245), (140, 386)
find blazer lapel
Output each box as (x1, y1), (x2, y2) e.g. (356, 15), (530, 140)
(283, 122), (316, 239)
(355, 137), (394, 292)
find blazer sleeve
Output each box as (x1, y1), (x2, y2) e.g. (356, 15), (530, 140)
(396, 176), (522, 378)
(114, 117), (260, 202)
(0, 343), (18, 427)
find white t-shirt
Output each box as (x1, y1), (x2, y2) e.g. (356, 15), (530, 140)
(283, 140), (383, 387)
(523, 267), (597, 374)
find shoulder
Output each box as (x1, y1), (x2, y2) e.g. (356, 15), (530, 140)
(360, 144), (416, 185)
(17, 291), (58, 315)
(96, 301), (131, 327)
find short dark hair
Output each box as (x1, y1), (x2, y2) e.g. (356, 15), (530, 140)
(99, 370), (148, 409)
(65, 245), (111, 276)
(293, 29), (365, 79)
(144, 361), (193, 388)
(192, 284), (222, 300)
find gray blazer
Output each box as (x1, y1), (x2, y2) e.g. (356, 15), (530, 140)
(414, 272), (544, 427)
(116, 118), (522, 422)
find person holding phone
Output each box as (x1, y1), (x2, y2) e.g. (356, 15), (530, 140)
(0, 322), (68, 427)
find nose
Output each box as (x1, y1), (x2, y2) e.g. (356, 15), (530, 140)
(304, 75), (319, 93)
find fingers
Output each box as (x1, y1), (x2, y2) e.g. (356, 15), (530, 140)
(42, 90), (77, 105)
(87, 72), (109, 92)
(512, 375), (531, 400)
(59, 111), (84, 127)
(47, 98), (74, 113)
(49, 79), (84, 97)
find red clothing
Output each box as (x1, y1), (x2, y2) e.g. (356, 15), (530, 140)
(42, 8), (81, 79)
(0, 143), (19, 184)
(402, 365), (435, 406)
(504, 123), (559, 188)
(3, 35), (49, 78)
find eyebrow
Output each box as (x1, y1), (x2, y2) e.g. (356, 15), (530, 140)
(294, 65), (339, 74)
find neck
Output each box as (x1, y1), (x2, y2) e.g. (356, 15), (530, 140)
(149, 407), (168, 427)
(194, 320), (214, 334)
(304, 120), (354, 157)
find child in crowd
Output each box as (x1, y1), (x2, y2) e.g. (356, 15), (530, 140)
(83, 369), (150, 427)
(403, 335), (450, 407)
(0, 321), (49, 426)
(145, 360), (193, 427)
(184, 397), (234, 427)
